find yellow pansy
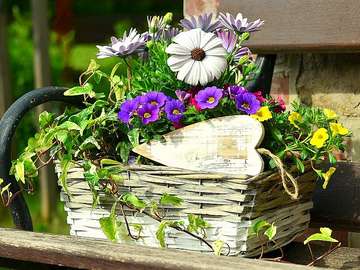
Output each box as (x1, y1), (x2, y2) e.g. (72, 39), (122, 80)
(330, 122), (349, 136)
(288, 112), (303, 128)
(251, 106), (272, 122)
(310, 128), (329, 148)
(324, 108), (337, 120)
(322, 167), (336, 189)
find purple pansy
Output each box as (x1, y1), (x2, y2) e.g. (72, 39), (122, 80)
(96, 28), (147, 59)
(228, 85), (247, 99)
(180, 13), (221, 32)
(216, 30), (237, 53)
(137, 104), (160, 124)
(195, 86), (223, 110)
(118, 99), (140, 123)
(165, 99), (185, 123)
(219, 12), (264, 34)
(140, 91), (167, 107)
(235, 92), (261, 114)
(175, 89), (191, 102)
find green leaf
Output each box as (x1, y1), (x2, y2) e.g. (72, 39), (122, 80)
(304, 227), (339, 245)
(59, 154), (72, 194)
(156, 220), (171, 248)
(122, 193), (146, 209)
(39, 111), (54, 129)
(212, 240), (224, 256)
(99, 203), (118, 241)
(64, 83), (95, 98)
(187, 214), (209, 234)
(271, 128), (283, 142)
(128, 128), (140, 147)
(116, 142), (130, 163)
(328, 152), (337, 164)
(264, 223), (277, 240)
(100, 159), (123, 166)
(79, 136), (101, 151)
(295, 157), (305, 173)
(15, 161), (25, 184)
(159, 193), (183, 206)
(59, 121), (82, 132)
(86, 59), (100, 72)
(250, 220), (270, 235)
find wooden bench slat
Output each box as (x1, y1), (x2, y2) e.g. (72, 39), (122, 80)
(218, 0), (360, 53)
(0, 228), (326, 270)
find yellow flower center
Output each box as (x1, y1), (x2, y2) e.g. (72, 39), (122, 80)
(144, 112), (151, 119)
(207, 97), (215, 104)
(151, 101), (158, 106)
(242, 102), (250, 109)
(172, 109), (180, 115)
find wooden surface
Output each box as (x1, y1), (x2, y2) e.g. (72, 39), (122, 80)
(311, 161), (360, 232)
(185, 0), (360, 53)
(0, 228), (328, 270)
(133, 115), (265, 175)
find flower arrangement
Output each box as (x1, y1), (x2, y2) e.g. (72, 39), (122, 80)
(3, 12), (350, 255)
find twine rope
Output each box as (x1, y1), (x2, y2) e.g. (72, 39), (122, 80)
(257, 148), (299, 200)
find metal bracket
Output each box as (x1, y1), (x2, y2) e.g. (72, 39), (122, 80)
(0, 86), (82, 231)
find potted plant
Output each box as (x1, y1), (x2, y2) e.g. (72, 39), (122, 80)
(7, 12), (350, 257)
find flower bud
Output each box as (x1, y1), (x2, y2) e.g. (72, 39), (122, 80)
(149, 16), (160, 34)
(163, 12), (173, 25)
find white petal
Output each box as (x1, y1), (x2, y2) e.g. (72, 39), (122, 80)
(167, 55), (192, 72)
(173, 30), (197, 51)
(205, 46), (227, 57)
(202, 56), (227, 79)
(188, 28), (202, 48)
(202, 36), (223, 51)
(177, 59), (195, 83)
(199, 61), (211, 85)
(166, 43), (190, 55)
(199, 31), (216, 48)
(186, 61), (201, 85)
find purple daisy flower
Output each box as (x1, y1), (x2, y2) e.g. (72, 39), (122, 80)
(216, 30), (237, 53)
(195, 86), (223, 110)
(235, 92), (261, 114)
(165, 99), (185, 123)
(219, 12), (264, 34)
(137, 104), (160, 125)
(228, 85), (247, 99)
(96, 28), (147, 59)
(175, 89), (191, 102)
(234, 47), (253, 62)
(180, 13), (221, 32)
(118, 98), (140, 123)
(140, 91), (167, 107)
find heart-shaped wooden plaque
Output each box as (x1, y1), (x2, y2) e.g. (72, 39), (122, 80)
(132, 115), (265, 175)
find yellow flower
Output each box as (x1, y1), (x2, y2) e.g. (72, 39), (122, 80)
(330, 122), (349, 136)
(324, 108), (337, 120)
(310, 128), (329, 148)
(322, 167), (336, 189)
(251, 106), (272, 122)
(288, 112), (303, 128)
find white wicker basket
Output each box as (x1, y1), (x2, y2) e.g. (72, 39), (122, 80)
(57, 162), (315, 257)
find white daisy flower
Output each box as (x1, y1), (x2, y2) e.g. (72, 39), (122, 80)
(166, 28), (227, 86)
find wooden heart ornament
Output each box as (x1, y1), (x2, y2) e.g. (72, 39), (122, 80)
(132, 115), (265, 175)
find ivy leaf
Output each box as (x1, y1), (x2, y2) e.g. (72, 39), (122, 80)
(14, 161), (25, 184)
(100, 159), (123, 167)
(187, 214), (209, 234)
(264, 223), (277, 240)
(159, 193), (183, 206)
(116, 142), (131, 163)
(212, 240), (224, 256)
(86, 59), (100, 72)
(122, 193), (146, 209)
(99, 203), (118, 241)
(64, 83), (95, 98)
(59, 154), (72, 194)
(128, 128), (140, 147)
(79, 136), (101, 151)
(250, 220), (270, 236)
(304, 227), (339, 245)
(59, 121), (82, 132)
(39, 111), (54, 129)
(156, 220), (172, 248)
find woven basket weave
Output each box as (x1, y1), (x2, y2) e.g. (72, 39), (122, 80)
(57, 163), (315, 257)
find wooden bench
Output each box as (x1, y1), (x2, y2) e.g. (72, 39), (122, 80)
(1, 0), (360, 269)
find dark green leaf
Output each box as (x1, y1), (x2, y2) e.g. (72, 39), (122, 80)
(295, 157), (305, 173)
